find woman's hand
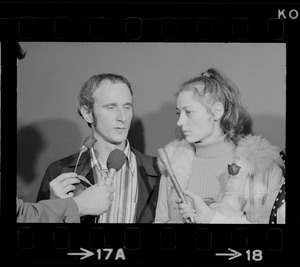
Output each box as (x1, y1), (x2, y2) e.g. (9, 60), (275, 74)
(176, 190), (216, 223)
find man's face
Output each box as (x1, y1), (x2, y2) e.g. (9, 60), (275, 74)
(90, 80), (133, 146)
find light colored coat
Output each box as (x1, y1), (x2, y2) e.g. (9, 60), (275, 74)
(155, 135), (285, 223)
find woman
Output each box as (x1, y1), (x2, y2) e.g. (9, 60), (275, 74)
(154, 68), (285, 224)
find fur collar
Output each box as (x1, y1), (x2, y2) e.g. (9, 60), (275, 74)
(157, 139), (195, 189)
(157, 135), (284, 191)
(233, 135), (284, 177)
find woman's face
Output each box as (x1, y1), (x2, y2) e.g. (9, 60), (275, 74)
(176, 90), (223, 144)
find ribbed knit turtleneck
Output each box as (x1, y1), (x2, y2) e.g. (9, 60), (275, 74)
(194, 137), (236, 158)
(187, 138), (236, 200)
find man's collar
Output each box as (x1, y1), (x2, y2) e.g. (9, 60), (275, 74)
(71, 140), (130, 169)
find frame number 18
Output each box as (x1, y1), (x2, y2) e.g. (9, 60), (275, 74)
(246, 250), (263, 261)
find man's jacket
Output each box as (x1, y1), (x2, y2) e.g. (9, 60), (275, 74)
(37, 147), (161, 223)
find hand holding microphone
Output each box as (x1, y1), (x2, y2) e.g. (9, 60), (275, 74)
(157, 148), (195, 224)
(49, 172), (80, 199)
(177, 189), (216, 224)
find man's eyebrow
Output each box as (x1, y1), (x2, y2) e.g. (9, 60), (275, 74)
(103, 103), (117, 107)
(103, 102), (133, 107)
(176, 106), (188, 110)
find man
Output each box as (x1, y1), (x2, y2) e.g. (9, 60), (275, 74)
(16, 43), (114, 223)
(37, 73), (160, 223)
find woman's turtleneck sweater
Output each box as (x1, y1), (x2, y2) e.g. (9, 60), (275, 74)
(187, 138), (236, 200)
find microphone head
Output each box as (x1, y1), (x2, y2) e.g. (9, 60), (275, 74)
(106, 149), (127, 172)
(83, 135), (97, 149)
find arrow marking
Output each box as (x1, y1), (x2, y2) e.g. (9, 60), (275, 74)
(215, 248), (242, 260)
(68, 247), (94, 260)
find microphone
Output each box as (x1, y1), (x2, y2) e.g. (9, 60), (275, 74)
(157, 148), (195, 224)
(74, 135), (97, 173)
(105, 149), (127, 185)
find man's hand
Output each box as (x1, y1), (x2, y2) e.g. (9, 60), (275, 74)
(50, 172), (80, 199)
(73, 184), (115, 216)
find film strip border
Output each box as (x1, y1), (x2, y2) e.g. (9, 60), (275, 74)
(0, 17), (290, 41)
(15, 225), (292, 264)
(1, 4), (299, 265)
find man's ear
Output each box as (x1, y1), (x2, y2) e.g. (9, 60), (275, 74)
(213, 102), (224, 121)
(80, 105), (94, 124)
